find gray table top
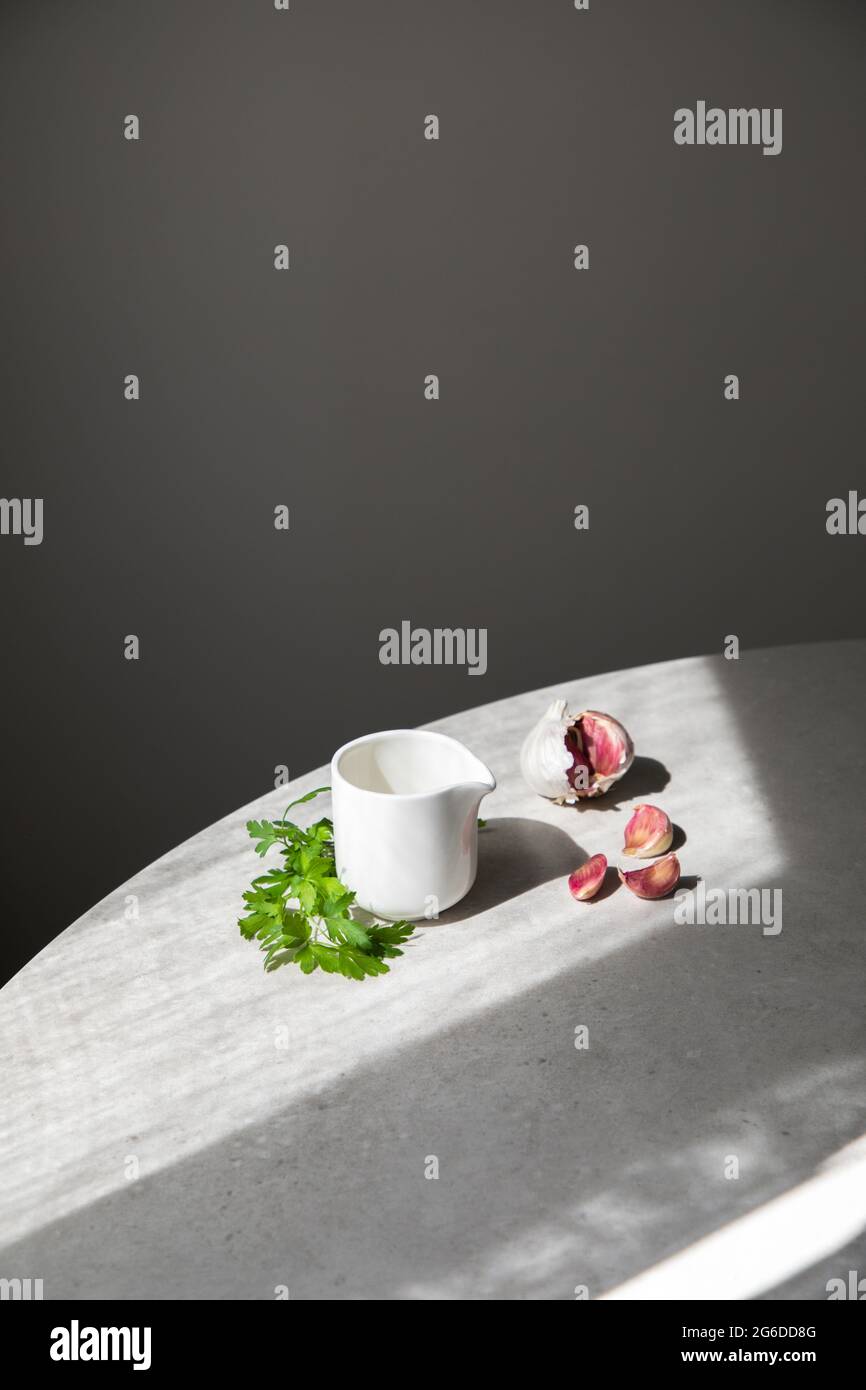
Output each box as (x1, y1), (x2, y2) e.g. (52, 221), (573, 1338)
(2, 641), (865, 1300)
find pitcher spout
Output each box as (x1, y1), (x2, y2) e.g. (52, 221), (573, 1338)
(456, 754), (496, 803)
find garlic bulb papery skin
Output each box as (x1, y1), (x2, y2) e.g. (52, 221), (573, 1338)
(520, 699), (635, 804)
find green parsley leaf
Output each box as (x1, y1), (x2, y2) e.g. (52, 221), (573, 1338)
(237, 787), (418, 981)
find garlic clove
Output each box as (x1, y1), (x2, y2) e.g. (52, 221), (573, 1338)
(520, 700), (634, 803)
(623, 804), (673, 857)
(618, 852), (680, 900)
(568, 853), (608, 901)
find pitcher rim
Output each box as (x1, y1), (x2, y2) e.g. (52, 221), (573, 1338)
(331, 728), (495, 801)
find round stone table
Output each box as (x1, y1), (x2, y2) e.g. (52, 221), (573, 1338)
(2, 643), (865, 1300)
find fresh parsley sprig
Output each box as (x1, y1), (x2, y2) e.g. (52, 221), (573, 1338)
(238, 786), (417, 979)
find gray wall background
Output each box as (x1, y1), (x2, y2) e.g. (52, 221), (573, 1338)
(2, 0), (864, 985)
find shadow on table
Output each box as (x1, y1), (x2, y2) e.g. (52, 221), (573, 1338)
(3, 925), (864, 1301)
(565, 756), (671, 815)
(437, 817), (583, 924)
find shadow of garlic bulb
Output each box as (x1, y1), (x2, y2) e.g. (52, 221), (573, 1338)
(520, 699), (634, 803)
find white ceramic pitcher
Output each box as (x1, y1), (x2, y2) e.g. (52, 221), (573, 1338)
(331, 729), (496, 921)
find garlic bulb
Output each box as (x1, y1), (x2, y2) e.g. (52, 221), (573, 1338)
(520, 699), (634, 803)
